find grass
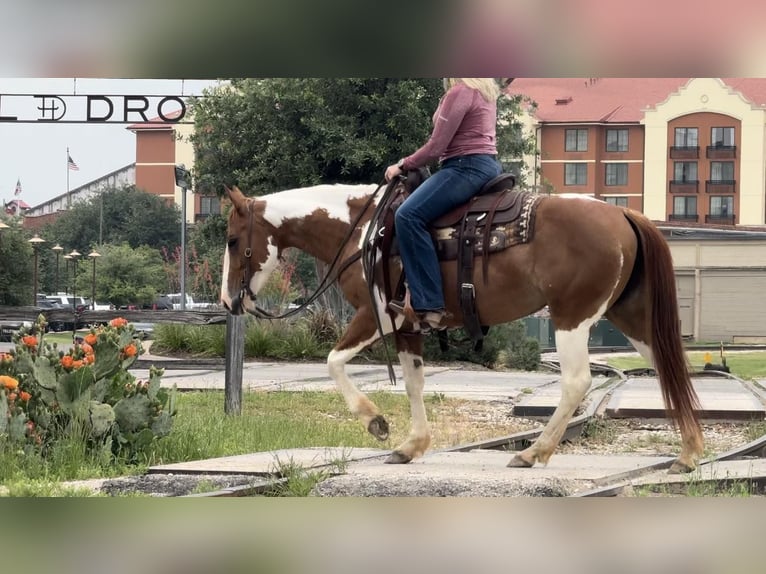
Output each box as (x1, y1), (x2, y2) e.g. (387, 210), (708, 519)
(607, 351), (766, 380)
(0, 389), (511, 496)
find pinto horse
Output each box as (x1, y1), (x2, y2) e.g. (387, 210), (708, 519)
(220, 183), (704, 473)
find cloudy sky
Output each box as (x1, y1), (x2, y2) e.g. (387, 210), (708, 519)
(0, 78), (219, 208)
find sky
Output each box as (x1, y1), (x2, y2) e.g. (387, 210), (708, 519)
(0, 78), (219, 208)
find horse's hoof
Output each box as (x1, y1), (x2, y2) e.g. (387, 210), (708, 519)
(367, 415), (389, 441)
(507, 454), (534, 468)
(668, 460), (695, 474)
(385, 451), (412, 464)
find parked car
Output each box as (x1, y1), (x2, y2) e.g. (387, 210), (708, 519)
(142, 295), (173, 310)
(166, 293), (213, 310)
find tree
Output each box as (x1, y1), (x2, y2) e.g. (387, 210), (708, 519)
(42, 185), (181, 255)
(0, 219), (33, 306)
(75, 242), (166, 308)
(189, 78), (444, 195)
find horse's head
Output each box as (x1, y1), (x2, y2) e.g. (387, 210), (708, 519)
(220, 185), (280, 315)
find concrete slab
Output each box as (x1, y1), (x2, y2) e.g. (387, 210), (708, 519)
(512, 377), (609, 416)
(312, 451), (673, 496)
(148, 447), (389, 476)
(632, 458), (766, 491)
(606, 376), (765, 420)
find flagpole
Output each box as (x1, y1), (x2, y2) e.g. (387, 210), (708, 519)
(67, 147), (70, 208)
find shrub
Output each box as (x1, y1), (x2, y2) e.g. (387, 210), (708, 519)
(0, 315), (177, 463)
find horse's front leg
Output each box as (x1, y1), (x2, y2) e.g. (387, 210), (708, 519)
(387, 333), (430, 464)
(327, 307), (390, 440)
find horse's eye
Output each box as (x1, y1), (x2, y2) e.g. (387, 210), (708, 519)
(227, 237), (238, 248)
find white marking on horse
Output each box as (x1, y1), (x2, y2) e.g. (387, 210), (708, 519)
(262, 184), (378, 227)
(249, 237), (280, 296)
(327, 332), (385, 421)
(220, 248), (232, 307)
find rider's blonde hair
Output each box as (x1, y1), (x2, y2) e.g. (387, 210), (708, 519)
(443, 78), (500, 102)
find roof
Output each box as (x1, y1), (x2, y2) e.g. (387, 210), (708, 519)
(508, 78), (766, 124)
(7, 199), (31, 209)
(126, 108), (185, 131)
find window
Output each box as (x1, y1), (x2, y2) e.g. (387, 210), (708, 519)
(674, 127), (698, 147)
(604, 196), (628, 207)
(565, 129), (588, 152)
(200, 195), (221, 215)
(710, 161), (734, 182)
(605, 163), (628, 186)
(673, 196), (697, 216)
(605, 129), (628, 152)
(673, 161), (698, 182)
(710, 196), (733, 217)
(711, 127), (734, 147)
(564, 163), (587, 185)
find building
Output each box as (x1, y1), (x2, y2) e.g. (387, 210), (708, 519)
(510, 78), (766, 342)
(509, 78), (766, 226)
(23, 109), (220, 229)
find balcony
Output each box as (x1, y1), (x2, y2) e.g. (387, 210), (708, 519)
(669, 213), (699, 222)
(705, 180), (736, 194)
(669, 180), (699, 193)
(706, 145), (736, 159)
(705, 214), (736, 225)
(670, 146), (699, 159)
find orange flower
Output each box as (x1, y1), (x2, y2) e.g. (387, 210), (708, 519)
(123, 344), (137, 358)
(81, 342), (94, 355)
(22, 335), (38, 348)
(72, 360), (84, 369)
(84, 354), (95, 365)
(19, 391), (31, 402)
(84, 333), (98, 346)
(60, 355), (74, 369)
(110, 317), (128, 328)
(0, 375), (19, 390)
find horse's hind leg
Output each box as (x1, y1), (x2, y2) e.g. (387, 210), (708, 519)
(387, 333), (430, 464)
(328, 307), (390, 441)
(509, 320), (594, 468)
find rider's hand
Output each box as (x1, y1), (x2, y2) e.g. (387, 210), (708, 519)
(385, 162), (403, 182)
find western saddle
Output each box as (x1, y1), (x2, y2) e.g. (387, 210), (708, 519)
(374, 169), (542, 348)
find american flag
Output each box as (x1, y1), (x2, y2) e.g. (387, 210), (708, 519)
(14, 178), (21, 196)
(67, 153), (79, 171)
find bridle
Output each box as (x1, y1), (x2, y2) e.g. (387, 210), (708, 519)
(231, 182), (388, 320)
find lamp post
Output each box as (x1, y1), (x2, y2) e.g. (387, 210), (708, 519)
(63, 254), (72, 296)
(52, 243), (64, 295)
(68, 249), (81, 341)
(174, 164), (191, 311)
(88, 250), (100, 310)
(28, 234), (46, 305)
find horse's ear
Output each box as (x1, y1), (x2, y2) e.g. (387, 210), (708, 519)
(226, 185), (248, 214)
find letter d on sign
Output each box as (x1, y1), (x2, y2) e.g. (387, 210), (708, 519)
(87, 96), (114, 122)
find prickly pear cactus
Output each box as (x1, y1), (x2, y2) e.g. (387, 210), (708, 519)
(89, 401), (116, 437)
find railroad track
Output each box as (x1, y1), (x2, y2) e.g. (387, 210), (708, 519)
(154, 361), (766, 497)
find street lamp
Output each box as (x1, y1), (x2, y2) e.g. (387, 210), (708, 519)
(52, 243), (64, 295)
(174, 164), (191, 311)
(68, 249), (81, 341)
(28, 234), (46, 305)
(63, 254), (72, 296)
(88, 250), (101, 309)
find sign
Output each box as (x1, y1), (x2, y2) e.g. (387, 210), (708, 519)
(0, 93), (193, 124)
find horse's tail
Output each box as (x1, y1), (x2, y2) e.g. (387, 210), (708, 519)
(624, 210), (702, 448)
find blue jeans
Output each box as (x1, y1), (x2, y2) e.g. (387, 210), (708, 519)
(395, 153), (502, 311)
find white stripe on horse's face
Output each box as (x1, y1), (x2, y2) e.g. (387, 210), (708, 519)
(220, 247), (232, 308)
(262, 184), (378, 227)
(240, 236), (279, 314)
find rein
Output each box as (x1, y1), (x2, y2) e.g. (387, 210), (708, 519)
(239, 182), (387, 321)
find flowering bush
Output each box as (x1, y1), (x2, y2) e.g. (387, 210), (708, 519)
(0, 315), (177, 461)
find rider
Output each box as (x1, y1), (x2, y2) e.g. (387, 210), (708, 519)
(384, 78), (503, 330)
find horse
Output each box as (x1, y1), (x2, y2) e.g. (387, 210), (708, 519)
(220, 181), (704, 474)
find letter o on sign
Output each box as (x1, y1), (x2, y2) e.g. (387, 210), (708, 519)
(157, 96), (186, 122)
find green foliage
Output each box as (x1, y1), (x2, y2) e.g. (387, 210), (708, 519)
(42, 185), (181, 255)
(422, 321), (540, 369)
(0, 218), (34, 306)
(1, 316), (177, 463)
(190, 78), (443, 195)
(78, 242), (166, 307)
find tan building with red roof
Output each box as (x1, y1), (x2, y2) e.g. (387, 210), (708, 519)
(509, 78), (766, 228)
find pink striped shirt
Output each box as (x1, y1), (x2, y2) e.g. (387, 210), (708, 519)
(401, 83), (497, 170)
